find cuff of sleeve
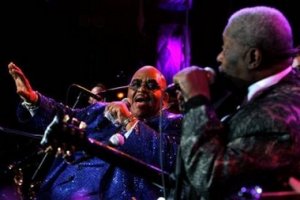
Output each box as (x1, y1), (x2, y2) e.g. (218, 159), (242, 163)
(183, 95), (209, 113)
(21, 91), (41, 110)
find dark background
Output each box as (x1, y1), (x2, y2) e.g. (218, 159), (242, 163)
(0, 0), (299, 186)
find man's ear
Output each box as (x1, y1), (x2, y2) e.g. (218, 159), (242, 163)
(247, 48), (262, 70)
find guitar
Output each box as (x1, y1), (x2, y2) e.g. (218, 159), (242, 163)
(41, 114), (300, 199)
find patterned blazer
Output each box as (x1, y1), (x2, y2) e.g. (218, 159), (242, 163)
(177, 68), (300, 199)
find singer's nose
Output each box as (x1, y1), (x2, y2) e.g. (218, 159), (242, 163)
(137, 82), (148, 91)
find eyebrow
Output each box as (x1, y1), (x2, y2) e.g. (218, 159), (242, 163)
(129, 79), (161, 90)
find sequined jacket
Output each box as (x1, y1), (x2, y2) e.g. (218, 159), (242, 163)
(17, 94), (182, 200)
(177, 69), (300, 199)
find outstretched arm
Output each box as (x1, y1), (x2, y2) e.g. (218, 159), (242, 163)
(8, 62), (38, 103)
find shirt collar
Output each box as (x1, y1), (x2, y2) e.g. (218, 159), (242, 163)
(247, 66), (292, 102)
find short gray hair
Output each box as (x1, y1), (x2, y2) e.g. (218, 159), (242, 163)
(224, 6), (293, 60)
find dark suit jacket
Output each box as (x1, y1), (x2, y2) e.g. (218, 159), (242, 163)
(177, 68), (300, 199)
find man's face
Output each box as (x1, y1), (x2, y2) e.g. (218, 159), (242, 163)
(217, 34), (250, 89)
(127, 66), (167, 119)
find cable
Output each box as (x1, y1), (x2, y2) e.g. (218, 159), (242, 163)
(159, 96), (167, 198)
(65, 84), (73, 107)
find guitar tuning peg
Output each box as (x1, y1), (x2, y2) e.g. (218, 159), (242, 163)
(44, 146), (53, 153)
(62, 114), (70, 123)
(63, 150), (74, 164)
(70, 117), (80, 127)
(55, 147), (64, 158)
(79, 121), (87, 129)
(65, 150), (72, 157)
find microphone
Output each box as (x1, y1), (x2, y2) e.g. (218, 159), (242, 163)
(72, 84), (129, 100)
(109, 133), (125, 146)
(121, 97), (131, 109)
(165, 66), (216, 93)
(106, 98), (131, 146)
(203, 66), (216, 84)
(97, 98), (131, 130)
(104, 98), (131, 127)
(72, 84), (102, 101)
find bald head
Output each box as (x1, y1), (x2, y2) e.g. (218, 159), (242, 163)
(128, 65), (168, 119)
(131, 65), (167, 91)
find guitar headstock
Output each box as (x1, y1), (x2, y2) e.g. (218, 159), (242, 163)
(41, 113), (88, 162)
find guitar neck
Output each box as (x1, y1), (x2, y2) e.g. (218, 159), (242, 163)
(84, 138), (174, 189)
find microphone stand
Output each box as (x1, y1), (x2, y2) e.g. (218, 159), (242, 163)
(72, 92), (83, 109)
(0, 125), (52, 199)
(28, 147), (53, 199)
(5, 148), (47, 200)
(31, 147), (53, 181)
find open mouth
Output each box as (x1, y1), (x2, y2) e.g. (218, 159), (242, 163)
(134, 96), (151, 104)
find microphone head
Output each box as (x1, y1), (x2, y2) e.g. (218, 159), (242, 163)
(165, 66), (216, 94)
(121, 98), (131, 109)
(204, 66), (216, 84)
(165, 83), (180, 93)
(109, 133), (125, 146)
(72, 84), (103, 101)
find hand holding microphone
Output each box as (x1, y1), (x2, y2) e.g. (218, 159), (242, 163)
(104, 98), (134, 128)
(172, 66), (214, 102)
(104, 98), (137, 146)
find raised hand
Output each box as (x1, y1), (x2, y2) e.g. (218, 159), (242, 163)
(8, 62), (38, 103)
